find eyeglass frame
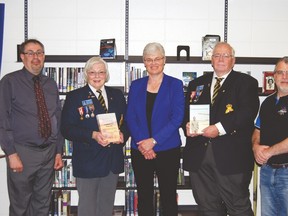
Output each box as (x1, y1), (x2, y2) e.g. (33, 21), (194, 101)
(87, 71), (107, 77)
(274, 70), (288, 76)
(144, 57), (165, 64)
(22, 50), (45, 57)
(212, 53), (234, 59)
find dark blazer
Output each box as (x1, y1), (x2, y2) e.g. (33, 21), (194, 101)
(183, 70), (259, 175)
(126, 74), (184, 152)
(61, 85), (129, 178)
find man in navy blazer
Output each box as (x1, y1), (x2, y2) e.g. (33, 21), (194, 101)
(183, 42), (259, 216)
(61, 57), (129, 216)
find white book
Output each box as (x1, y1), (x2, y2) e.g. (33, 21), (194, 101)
(96, 113), (120, 143)
(62, 67), (67, 93)
(189, 104), (210, 134)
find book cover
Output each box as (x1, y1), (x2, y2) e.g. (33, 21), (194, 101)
(96, 113), (120, 143)
(202, 35), (221, 61)
(62, 191), (70, 216)
(99, 38), (116, 59)
(182, 72), (197, 92)
(263, 71), (275, 94)
(189, 104), (210, 134)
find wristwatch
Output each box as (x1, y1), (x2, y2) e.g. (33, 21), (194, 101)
(151, 138), (157, 145)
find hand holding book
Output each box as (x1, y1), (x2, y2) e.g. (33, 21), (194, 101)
(188, 104), (210, 135)
(96, 113), (122, 145)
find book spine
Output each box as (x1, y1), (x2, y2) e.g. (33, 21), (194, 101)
(58, 67), (63, 93)
(62, 67), (67, 93)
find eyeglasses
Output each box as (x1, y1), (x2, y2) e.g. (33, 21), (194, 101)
(87, 71), (106, 77)
(144, 57), (164, 65)
(23, 51), (45, 57)
(275, 70), (288, 76)
(212, 53), (234, 59)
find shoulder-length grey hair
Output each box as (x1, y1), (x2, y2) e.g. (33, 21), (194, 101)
(83, 56), (110, 83)
(142, 42), (166, 59)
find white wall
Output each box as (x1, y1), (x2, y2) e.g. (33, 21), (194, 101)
(1, 0), (288, 215)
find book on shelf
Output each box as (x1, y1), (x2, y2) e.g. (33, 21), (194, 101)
(262, 71), (276, 94)
(44, 67), (85, 93)
(202, 35), (221, 61)
(99, 38), (116, 59)
(189, 104), (210, 134)
(49, 190), (71, 216)
(125, 190), (138, 215)
(125, 159), (136, 187)
(53, 160), (76, 188)
(96, 113), (120, 143)
(125, 137), (131, 156)
(182, 72), (197, 92)
(177, 163), (185, 186)
(63, 139), (73, 156)
(125, 66), (147, 93)
(62, 191), (71, 216)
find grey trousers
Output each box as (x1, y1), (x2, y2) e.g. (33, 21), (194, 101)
(77, 172), (119, 216)
(7, 143), (56, 216)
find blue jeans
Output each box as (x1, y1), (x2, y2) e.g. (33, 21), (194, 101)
(260, 164), (288, 216)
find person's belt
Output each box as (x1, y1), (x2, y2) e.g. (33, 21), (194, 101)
(38, 143), (50, 149)
(268, 163), (288, 169)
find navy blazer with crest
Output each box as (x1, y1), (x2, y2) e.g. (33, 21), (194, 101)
(61, 85), (129, 178)
(183, 70), (259, 175)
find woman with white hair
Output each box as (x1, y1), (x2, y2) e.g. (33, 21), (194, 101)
(61, 56), (129, 216)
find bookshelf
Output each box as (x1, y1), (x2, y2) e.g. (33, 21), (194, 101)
(29, 54), (277, 96)
(17, 54), (279, 65)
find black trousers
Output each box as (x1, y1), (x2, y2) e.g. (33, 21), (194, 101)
(131, 147), (180, 216)
(189, 144), (254, 216)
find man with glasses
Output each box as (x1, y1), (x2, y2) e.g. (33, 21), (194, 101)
(252, 56), (288, 216)
(0, 39), (63, 215)
(183, 42), (259, 216)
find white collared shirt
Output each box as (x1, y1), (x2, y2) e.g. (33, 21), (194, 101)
(88, 84), (109, 110)
(210, 72), (230, 101)
(210, 71), (232, 136)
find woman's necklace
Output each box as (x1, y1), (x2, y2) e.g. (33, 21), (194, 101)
(148, 75), (163, 93)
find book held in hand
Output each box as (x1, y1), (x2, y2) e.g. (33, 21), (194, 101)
(99, 38), (116, 59)
(96, 113), (120, 143)
(189, 104), (210, 134)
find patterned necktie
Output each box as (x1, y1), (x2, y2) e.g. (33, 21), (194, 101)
(97, 89), (108, 113)
(212, 77), (223, 104)
(33, 76), (52, 139)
